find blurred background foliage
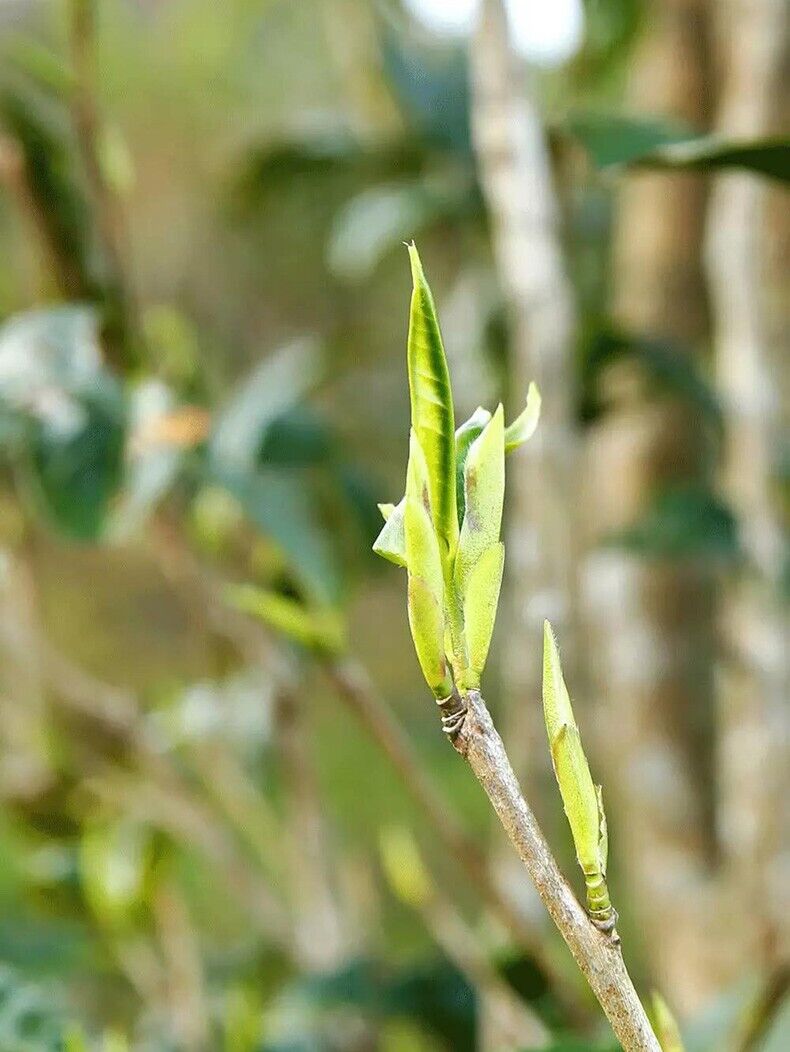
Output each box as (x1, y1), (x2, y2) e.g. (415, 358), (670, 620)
(0, 0), (787, 1049)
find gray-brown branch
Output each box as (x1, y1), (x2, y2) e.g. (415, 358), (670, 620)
(447, 691), (661, 1052)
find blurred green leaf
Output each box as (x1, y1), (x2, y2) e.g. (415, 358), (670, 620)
(0, 76), (95, 299)
(610, 485), (740, 560)
(381, 27), (472, 156)
(226, 584), (345, 654)
(79, 822), (151, 928)
(328, 173), (477, 282)
(567, 113), (790, 182)
(566, 113), (696, 168)
(26, 386), (125, 540)
(580, 327), (721, 426)
(652, 991), (685, 1051)
(635, 136), (790, 182)
(209, 341), (321, 472)
(213, 466), (341, 605)
(0, 307), (126, 539)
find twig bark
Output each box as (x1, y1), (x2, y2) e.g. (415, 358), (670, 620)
(325, 657), (587, 1023)
(447, 691), (660, 1052)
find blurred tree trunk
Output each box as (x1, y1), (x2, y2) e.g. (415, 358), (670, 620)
(470, 0), (576, 785)
(704, 0), (788, 971)
(580, 0), (721, 1015)
(470, 0), (577, 931)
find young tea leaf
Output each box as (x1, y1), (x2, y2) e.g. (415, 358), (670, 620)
(542, 620), (577, 743)
(462, 541), (504, 688)
(454, 406), (491, 524)
(505, 382), (541, 452)
(454, 404), (505, 595)
(406, 244), (458, 557)
(373, 497), (407, 567)
(595, 785), (609, 876)
(404, 432), (451, 696)
(407, 574), (452, 697)
(550, 724), (601, 875)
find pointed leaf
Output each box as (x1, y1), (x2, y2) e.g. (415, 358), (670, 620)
(596, 785), (609, 877)
(463, 542), (504, 686)
(454, 406), (491, 524)
(406, 244), (458, 556)
(373, 497), (407, 567)
(407, 574), (451, 697)
(505, 382), (541, 452)
(378, 502), (396, 521)
(454, 405), (504, 594)
(542, 620), (576, 743)
(551, 724), (601, 874)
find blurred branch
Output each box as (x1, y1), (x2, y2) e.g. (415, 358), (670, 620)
(152, 879), (210, 1051)
(380, 830), (551, 1049)
(275, 685), (351, 969)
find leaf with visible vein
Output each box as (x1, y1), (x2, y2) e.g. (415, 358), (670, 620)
(406, 244), (458, 557)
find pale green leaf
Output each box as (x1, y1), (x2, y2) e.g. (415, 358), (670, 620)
(463, 542), (504, 687)
(226, 584), (345, 653)
(652, 992), (685, 1052)
(542, 620), (576, 743)
(455, 406), (491, 524)
(379, 827), (432, 908)
(454, 404), (504, 594)
(595, 785), (609, 876)
(551, 724), (600, 874)
(404, 433), (450, 695)
(505, 382), (541, 452)
(404, 486), (443, 610)
(373, 497), (407, 567)
(407, 243), (458, 557)
(378, 502), (396, 521)
(407, 574), (451, 697)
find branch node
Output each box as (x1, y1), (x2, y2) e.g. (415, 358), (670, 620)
(437, 689), (467, 741)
